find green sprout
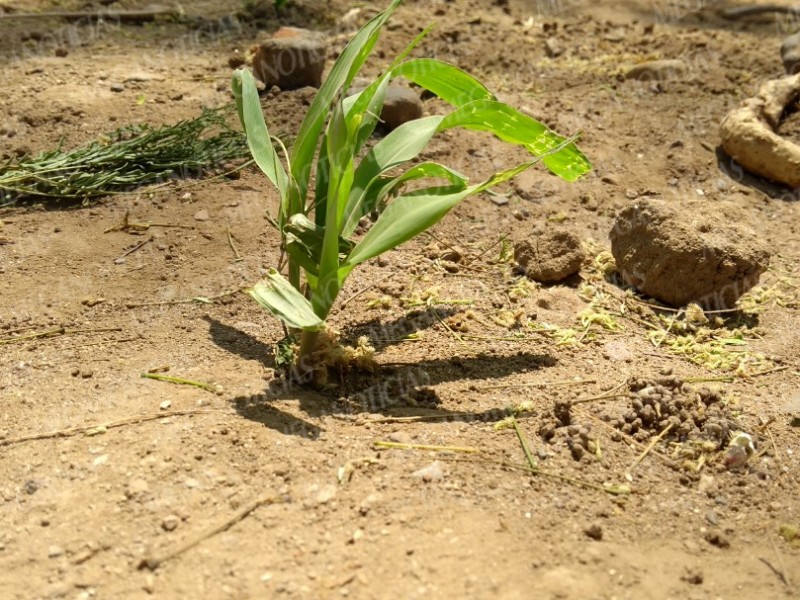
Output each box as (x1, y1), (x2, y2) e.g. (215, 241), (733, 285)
(231, 0), (590, 380)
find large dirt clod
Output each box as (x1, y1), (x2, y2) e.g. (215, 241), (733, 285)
(514, 228), (584, 282)
(609, 199), (769, 309)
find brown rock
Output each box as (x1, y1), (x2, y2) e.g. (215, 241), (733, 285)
(610, 199), (769, 309)
(381, 85), (423, 129)
(252, 27), (326, 90)
(514, 228), (584, 282)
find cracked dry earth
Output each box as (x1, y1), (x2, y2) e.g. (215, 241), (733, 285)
(1, 0), (800, 599)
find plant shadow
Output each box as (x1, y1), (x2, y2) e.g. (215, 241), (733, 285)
(229, 351), (556, 438)
(203, 316), (275, 368)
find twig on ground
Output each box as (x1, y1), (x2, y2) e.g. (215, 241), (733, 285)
(0, 7), (183, 22)
(441, 456), (630, 495)
(339, 272), (395, 309)
(479, 378), (596, 392)
(117, 236), (153, 260)
(140, 373), (220, 394)
(569, 380), (629, 407)
(124, 287), (244, 308)
(139, 493), (288, 571)
(374, 441), (478, 453)
(511, 418), (538, 471)
(0, 326), (123, 345)
(226, 227), (243, 262)
(0, 409), (228, 447)
(628, 422), (674, 473)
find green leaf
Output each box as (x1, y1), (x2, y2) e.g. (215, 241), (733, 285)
(248, 269), (324, 331)
(344, 115), (444, 235)
(342, 161), (468, 235)
(438, 100), (591, 181)
(344, 161), (533, 269)
(231, 69), (288, 197)
(393, 58), (495, 107)
(290, 0), (403, 204)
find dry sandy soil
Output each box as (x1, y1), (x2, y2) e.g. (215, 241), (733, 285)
(1, 0), (800, 598)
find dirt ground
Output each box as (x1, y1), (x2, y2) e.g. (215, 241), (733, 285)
(1, 0), (800, 598)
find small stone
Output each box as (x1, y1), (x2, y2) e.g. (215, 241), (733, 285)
(143, 573), (156, 594)
(159, 400), (171, 410)
(514, 228), (584, 282)
(681, 568), (704, 585)
(380, 85), (423, 130)
(412, 461), (445, 483)
(252, 27), (326, 89)
(110, 83), (125, 93)
(705, 510), (719, 526)
(315, 484), (337, 505)
(128, 478), (150, 496)
(54, 47), (68, 57)
(387, 431), (412, 445)
(697, 474), (716, 495)
(349, 529), (364, 544)
(193, 209), (209, 221)
(624, 59), (687, 82)
(185, 478), (200, 489)
(544, 37), (564, 58)
(584, 524), (603, 541)
(80, 370), (93, 379)
(161, 515), (180, 532)
(704, 531), (730, 549)
(48, 545), (64, 558)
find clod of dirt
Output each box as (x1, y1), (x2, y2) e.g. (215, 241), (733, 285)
(381, 85), (423, 130)
(781, 32), (800, 74)
(624, 59), (687, 82)
(610, 199), (769, 309)
(514, 228), (584, 282)
(252, 27), (326, 90)
(719, 73), (800, 188)
(583, 524), (603, 541)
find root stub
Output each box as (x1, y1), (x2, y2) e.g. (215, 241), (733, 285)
(719, 73), (800, 188)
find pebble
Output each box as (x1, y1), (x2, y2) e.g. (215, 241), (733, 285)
(159, 400), (171, 410)
(544, 37), (564, 58)
(705, 510), (719, 526)
(128, 478), (149, 496)
(387, 431), (412, 445)
(381, 85), (423, 130)
(161, 514), (180, 531)
(110, 83), (125, 93)
(583, 524), (603, 541)
(48, 544), (64, 558)
(412, 461), (445, 483)
(193, 209), (209, 221)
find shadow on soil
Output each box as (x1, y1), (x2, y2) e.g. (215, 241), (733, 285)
(206, 313), (555, 438)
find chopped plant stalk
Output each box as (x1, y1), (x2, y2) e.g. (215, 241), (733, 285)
(0, 106), (250, 206)
(140, 373), (220, 394)
(232, 0), (590, 379)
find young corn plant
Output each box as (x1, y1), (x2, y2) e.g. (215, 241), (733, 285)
(232, 0), (591, 380)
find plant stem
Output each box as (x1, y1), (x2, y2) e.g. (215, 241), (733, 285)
(294, 329), (322, 381)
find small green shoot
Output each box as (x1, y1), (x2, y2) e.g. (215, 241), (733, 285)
(232, 0), (590, 379)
